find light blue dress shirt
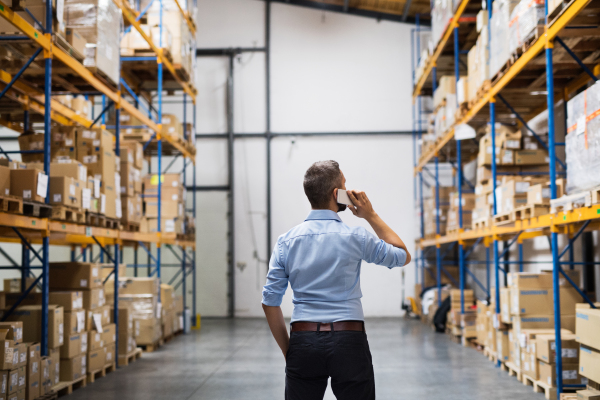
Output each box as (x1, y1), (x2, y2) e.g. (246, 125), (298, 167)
(262, 209), (407, 323)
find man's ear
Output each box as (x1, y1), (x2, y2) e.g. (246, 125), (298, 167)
(333, 188), (338, 202)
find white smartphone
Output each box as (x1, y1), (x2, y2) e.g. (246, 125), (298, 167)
(337, 189), (354, 206)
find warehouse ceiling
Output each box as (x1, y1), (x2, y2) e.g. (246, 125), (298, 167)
(269, 0), (431, 24)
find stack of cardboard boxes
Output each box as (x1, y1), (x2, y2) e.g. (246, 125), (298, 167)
(110, 278), (162, 348)
(142, 173), (185, 235)
(447, 289), (476, 338)
(423, 186), (454, 238)
(446, 191), (475, 233)
(119, 141), (143, 228)
(49, 262), (116, 377)
(576, 305), (600, 394)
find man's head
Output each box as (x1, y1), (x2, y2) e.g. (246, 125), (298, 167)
(303, 160), (346, 211)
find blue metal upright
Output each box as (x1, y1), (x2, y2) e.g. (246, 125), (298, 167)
(155, 0), (164, 290)
(435, 155), (442, 305)
(490, 98), (502, 367)
(192, 98), (197, 327)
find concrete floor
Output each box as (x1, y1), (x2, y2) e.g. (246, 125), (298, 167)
(68, 318), (542, 400)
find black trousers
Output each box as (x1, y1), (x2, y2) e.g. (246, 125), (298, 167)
(285, 330), (375, 400)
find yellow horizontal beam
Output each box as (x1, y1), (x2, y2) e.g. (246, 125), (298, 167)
(419, 204), (600, 248)
(412, 0), (470, 99)
(0, 214), (194, 246)
(414, 0), (591, 175)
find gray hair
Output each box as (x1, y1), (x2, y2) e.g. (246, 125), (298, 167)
(303, 160), (342, 209)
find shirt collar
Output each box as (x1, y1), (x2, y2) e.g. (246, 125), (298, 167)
(305, 209), (342, 222)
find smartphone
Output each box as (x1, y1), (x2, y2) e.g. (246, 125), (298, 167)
(337, 189), (354, 206)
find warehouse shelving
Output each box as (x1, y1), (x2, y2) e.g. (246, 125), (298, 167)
(412, 0), (599, 394)
(0, 0), (198, 365)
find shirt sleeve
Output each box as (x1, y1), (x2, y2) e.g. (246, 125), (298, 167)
(261, 241), (289, 306)
(361, 228), (407, 269)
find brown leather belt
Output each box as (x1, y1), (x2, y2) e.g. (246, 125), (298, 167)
(291, 321), (365, 332)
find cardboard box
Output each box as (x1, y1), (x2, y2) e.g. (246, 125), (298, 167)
(135, 318), (161, 345)
(513, 315), (576, 336)
(0, 371), (7, 396)
(16, 367), (24, 390)
(88, 331), (104, 352)
(101, 324), (116, 345)
(539, 360), (583, 387)
(49, 263), (102, 290)
(536, 333), (579, 364)
(511, 287), (583, 315)
(497, 330), (510, 362)
(0, 165), (10, 197)
(119, 142), (143, 169)
(527, 184), (551, 205)
(49, 349), (59, 386)
(59, 354), (86, 381)
(66, 28), (86, 56)
(7, 369), (17, 395)
(160, 114), (182, 139)
(25, 343), (40, 400)
(3, 279), (37, 295)
(119, 162), (137, 197)
(81, 288), (105, 310)
(508, 271), (580, 289)
(14, 343), (27, 368)
(40, 357), (50, 395)
(118, 335), (136, 355)
(104, 343), (115, 365)
(0, 323), (23, 344)
(49, 292), (83, 311)
(515, 150), (549, 165)
(500, 287), (512, 324)
(60, 332), (85, 359)
(118, 278), (159, 296)
(575, 308), (600, 350)
(8, 306), (64, 349)
(49, 177), (81, 208)
(577, 390), (600, 400)
(160, 284), (174, 310)
(0, 338), (15, 370)
(10, 169), (48, 203)
(63, 310), (86, 335)
(144, 198), (182, 218)
(76, 129), (113, 149)
(76, 148), (116, 190)
(85, 305), (111, 332)
(121, 195), (142, 223)
(48, 161), (87, 183)
(87, 348), (104, 372)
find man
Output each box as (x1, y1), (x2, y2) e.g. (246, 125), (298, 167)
(262, 160), (411, 400)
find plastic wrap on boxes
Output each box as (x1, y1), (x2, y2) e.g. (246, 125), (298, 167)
(565, 81), (600, 194)
(508, 0), (544, 55)
(65, 0), (122, 85)
(489, 0), (516, 79)
(118, 295), (158, 320)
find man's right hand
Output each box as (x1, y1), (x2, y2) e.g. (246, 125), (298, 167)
(347, 190), (377, 221)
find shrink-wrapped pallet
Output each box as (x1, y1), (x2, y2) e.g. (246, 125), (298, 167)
(489, 0), (516, 79)
(508, 0), (544, 55)
(65, 0), (122, 85)
(565, 81), (600, 194)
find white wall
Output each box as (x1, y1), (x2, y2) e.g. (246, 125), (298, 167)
(196, 0), (417, 317)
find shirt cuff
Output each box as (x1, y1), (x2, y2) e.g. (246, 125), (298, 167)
(262, 290), (283, 307)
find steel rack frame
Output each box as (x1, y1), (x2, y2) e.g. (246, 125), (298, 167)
(0, 0), (198, 362)
(412, 0), (599, 394)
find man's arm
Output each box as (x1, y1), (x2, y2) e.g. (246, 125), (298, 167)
(347, 190), (411, 265)
(262, 304), (289, 359)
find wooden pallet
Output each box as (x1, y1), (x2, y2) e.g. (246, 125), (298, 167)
(472, 218), (491, 230)
(51, 206), (85, 224)
(139, 339), (163, 353)
(560, 394), (578, 400)
(0, 195), (23, 214)
(550, 192), (588, 213)
(505, 361), (522, 381)
(23, 201), (52, 218)
(54, 33), (85, 61)
(86, 362), (116, 383)
(522, 373), (536, 387)
(493, 212), (515, 226)
(118, 348), (142, 366)
(105, 218), (120, 229)
(173, 64), (190, 82)
(121, 48), (174, 63)
(533, 379), (557, 400)
(513, 204), (550, 220)
(51, 375), (87, 397)
(514, 26), (545, 58)
(122, 221), (140, 232)
(36, 391), (58, 400)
